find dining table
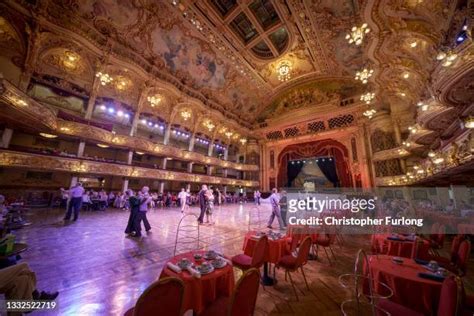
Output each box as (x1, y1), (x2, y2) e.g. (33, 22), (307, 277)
(159, 250), (235, 314)
(243, 230), (288, 285)
(367, 255), (445, 315)
(371, 234), (430, 260)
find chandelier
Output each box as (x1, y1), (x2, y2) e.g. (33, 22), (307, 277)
(464, 116), (474, 129)
(96, 72), (113, 85)
(436, 51), (458, 67)
(346, 23), (370, 45)
(428, 150), (436, 158)
(360, 92), (375, 104)
(239, 138), (247, 145)
(355, 68), (374, 84)
(363, 109), (377, 119)
(408, 125), (418, 134)
(202, 119), (215, 131)
(147, 95), (162, 107)
(277, 60), (292, 82)
(225, 131), (234, 138)
(180, 110), (192, 121)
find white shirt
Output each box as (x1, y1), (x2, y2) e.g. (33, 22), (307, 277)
(178, 191), (188, 200)
(82, 194), (91, 203)
(70, 186), (85, 198)
(139, 194), (152, 212)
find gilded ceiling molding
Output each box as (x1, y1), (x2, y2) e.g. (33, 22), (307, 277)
(0, 151), (259, 187)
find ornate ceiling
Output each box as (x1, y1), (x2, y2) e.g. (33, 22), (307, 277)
(0, 0), (471, 136)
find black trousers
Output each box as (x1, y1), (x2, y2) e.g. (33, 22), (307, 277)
(65, 197), (82, 220)
(134, 211), (151, 236)
(198, 203), (206, 222)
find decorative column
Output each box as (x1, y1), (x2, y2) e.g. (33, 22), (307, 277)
(162, 158), (168, 170)
(127, 150), (134, 165)
(18, 23), (40, 92)
(223, 147), (229, 160)
(208, 141), (214, 156)
(77, 141), (86, 157)
(159, 181), (165, 194)
(187, 162), (193, 173)
(163, 124), (172, 145)
(85, 76), (101, 120)
(129, 86), (149, 137)
(188, 133), (196, 151)
(223, 168), (228, 178)
(70, 176), (78, 188)
(122, 179), (129, 193)
(207, 166), (213, 176)
(0, 128), (13, 148)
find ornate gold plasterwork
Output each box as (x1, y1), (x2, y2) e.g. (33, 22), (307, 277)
(0, 151), (259, 187)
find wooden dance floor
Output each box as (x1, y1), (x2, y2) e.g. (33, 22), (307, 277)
(13, 204), (474, 315)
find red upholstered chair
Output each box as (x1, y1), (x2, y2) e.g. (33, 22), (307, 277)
(232, 235), (268, 271)
(437, 239), (471, 276)
(201, 268), (260, 316)
(312, 233), (337, 264)
(377, 276), (461, 316)
(277, 236), (312, 301)
(124, 277), (184, 316)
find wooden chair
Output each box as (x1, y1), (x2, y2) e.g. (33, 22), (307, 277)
(124, 277), (185, 316)
(201, 268), (260, 316)
(276, 236), (312, 301)
(232, 235), (268, 271)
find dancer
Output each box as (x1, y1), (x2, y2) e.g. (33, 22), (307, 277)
(135, 186), (152, 236)
(205, 187), (215, 224)
(197, 184), (208, 224)
(267, 188), (285, 230)
(63, 182), (84, 221)
(124, 190), (140, 236)
(178, 188), (188, 213)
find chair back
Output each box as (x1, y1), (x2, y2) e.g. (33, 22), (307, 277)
(430, 223), (440, 242)
(437, 276), (462, 316)
(288, 235), (300, 254)
(295, 236), (312, 267)
(174, 214), (200, 255)
(451, 235), (464, 262)
(457, 239), (471, 275)
(437, 225), (446, 247)
(133, 277), (184, 316)
(229, 268), (260, 316)
(250, 235), (268, 268)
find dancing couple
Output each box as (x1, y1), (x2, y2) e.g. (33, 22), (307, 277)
(197, 184), (214, 225)
(124, 186), (152, 237)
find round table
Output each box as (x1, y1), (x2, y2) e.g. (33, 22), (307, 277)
(368, 255), (443, 315)
(160, 250), (235, 314)
(371, 234), (430, 260)
(243, 231), (288, 285)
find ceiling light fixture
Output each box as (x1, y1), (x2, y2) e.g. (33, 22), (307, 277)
(97, 143), (109, 148)
(203, 119), (215, 131)
(277, 60), (292, 82)
(346, 23), (370, 45)
(363, 108), (377, 119)
(39, 133), (58, 139)
(180, 110), (192, 121)
(239, 138), (247, 145)
(436, 51), (458, 67)
(464, 116), (474, 129)
(95, 72), (113, 85)
(147, 95), (162, 107)
(355, 68), (374, 84)
(360, 92), (375, 104)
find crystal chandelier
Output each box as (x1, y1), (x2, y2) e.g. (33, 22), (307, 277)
(363, 109), (377, 119)
(355, 68), (374, 84)
(408, 125), (418, 134)
(202, 119), (215, 131)
(96, 72), (113, 85)
(346, 23), (370, 45)
(180, 110), (191, 121)
(225, 131), (234, 138)
(360, 92), (375, 104)
(277, 60), (292, 82)
(147, 95), (162, 107)
(464, 116), (474, 129)
(436, 51), (458, 67)
(239, 138), (247, 145)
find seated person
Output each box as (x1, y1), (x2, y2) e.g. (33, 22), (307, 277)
(0, 263), (58, 305)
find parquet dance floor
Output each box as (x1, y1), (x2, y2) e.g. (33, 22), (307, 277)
(11, 203), (474, 315)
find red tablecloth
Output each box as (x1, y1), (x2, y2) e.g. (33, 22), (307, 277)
(243, 231), (288, 264)
(160, 251), (235, 314)
(368, 255), (443, 315)
(286, 225), (319, 243)
(371, 234), (430, 260)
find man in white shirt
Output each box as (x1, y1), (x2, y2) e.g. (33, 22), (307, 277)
(267, 188), (284, 230)
(178, 188), (188, 213)
(64, 182), (85, 221)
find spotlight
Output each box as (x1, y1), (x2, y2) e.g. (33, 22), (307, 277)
(148, 122), (153, 126)
(117, 110), (124, 117)
(124, 113), (130, 118)
(99, 104), (106, 110)
(154, 123), (159, 128)
(108, 108), (115, 113)
(141, 119), (147, 124)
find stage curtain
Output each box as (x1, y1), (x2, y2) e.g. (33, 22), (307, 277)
(317, 159), (340, 187)
(287, 163), (304, 187)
